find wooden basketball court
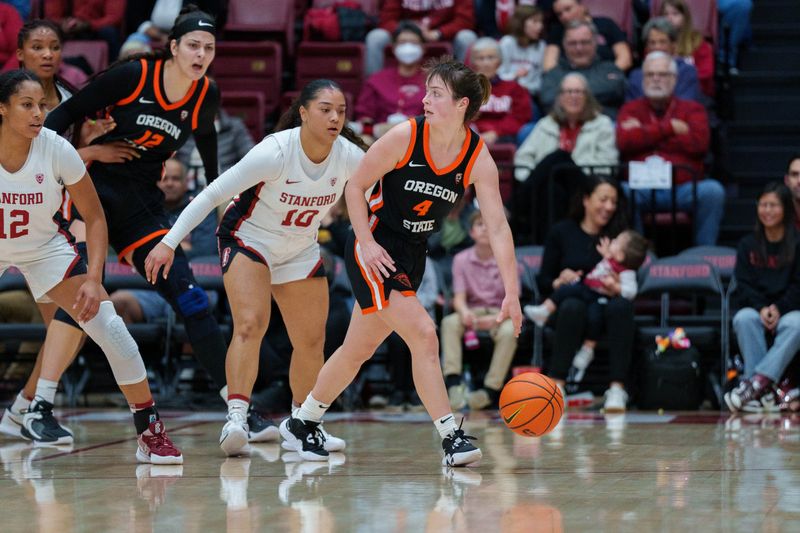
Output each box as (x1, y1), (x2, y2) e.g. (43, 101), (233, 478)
(1, 409), (798, 531)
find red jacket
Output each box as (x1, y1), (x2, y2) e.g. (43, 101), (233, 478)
(379, 0), (475, 40)
(616, 97), (709, 185)
(45, 0), (125, 31)
(0, 4), (22, 65)
(473, 77), (532, 138)
(689, 40), (715, 98)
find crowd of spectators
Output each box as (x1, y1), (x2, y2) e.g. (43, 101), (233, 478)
(2, 0), (787, 415)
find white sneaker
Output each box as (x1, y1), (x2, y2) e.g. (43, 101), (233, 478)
(603, 385), (628, 413)
(523, 304), (550, 327)
(448, 384), (467, 411)
(220, 412), (250, 457)
(0, 406), (25, 439)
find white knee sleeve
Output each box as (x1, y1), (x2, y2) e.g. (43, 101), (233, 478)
(80, 301), (147, 385)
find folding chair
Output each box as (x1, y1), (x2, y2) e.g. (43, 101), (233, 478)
(636, 255), (726, 406)
(225, 0), (295, 56)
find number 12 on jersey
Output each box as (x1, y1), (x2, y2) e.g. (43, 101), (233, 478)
(0, 208), (29, 239)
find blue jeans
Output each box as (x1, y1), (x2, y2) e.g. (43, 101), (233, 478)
(622, 179), (725, 245)
(733, 308), (800, 382)
(717, 0), (753, 67)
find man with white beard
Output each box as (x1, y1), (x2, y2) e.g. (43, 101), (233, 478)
(616, 51), (725, 246)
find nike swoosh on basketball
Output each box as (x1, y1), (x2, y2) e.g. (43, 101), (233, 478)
(198, 21), (214, 27)
(286, 179), (302, 184)
(408, 161), (426, 168)
(139, 97), (154, 104)
(503, 406), (524, 425)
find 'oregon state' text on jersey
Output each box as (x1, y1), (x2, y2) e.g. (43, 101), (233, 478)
(70, 58), (216, 187)
(367, 116), (483, 242)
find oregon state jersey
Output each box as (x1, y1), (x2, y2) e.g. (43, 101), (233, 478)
(45, 58), (218, 189)
(367, 116), (483, 242)
(0, 128), (86, 262)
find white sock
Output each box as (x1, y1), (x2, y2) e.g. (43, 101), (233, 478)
(11, 391), (31, 413)
(297, 394), (329, 423)
(34, 379), (58, 405)
(228, 398), (249, 419)
(434, 413), (458, 440)
(220, 385), (228, 404)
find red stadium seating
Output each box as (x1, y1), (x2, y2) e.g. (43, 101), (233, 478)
(220, 90), (266, 142)
(488, 142), (516, 203)
(650, 0), (719, 47)
(63, 40), (108, 74)
(211, 41), (282, 118)
(295, 42), (365, 101)
(225, 0), (295, 56)
(583, 0), (634, 41)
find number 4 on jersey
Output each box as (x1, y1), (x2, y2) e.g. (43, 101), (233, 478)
(412, 200), (432, 217)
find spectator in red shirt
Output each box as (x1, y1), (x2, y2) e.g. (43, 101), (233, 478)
(365, 0), (477, 75)
(0, 3), (21, 66)
(355, 21), (427, 143)
(617, 51), (724, 246)
(45, 0), (125, 61)
(469, 37), (532, 146)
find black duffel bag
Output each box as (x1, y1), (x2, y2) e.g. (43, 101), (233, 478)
(638, 346), (703, 410)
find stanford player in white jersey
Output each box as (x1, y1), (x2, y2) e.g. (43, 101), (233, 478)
(0, 70), (181, 462)
(145, 79), (368, 457)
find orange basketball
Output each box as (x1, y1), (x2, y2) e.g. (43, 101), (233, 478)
(499, 372), (563, 437)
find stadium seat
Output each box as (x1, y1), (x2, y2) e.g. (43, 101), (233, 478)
(296, 42), (366, 102)
(583, 0), (634, 41)
(311, 0), (381, 18)
(211, 41), (282, 119)
(636, 254), (727, 403)
(488, 142), (516, 204)
(650, 0), (718, 48)
(221, 90), (266, 142)
(224, 0), (295, 56)
(63, 40), (108, 74)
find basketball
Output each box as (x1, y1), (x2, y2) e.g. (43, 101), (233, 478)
(499, 373), (563, 437)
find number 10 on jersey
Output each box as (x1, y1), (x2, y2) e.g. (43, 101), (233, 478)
(281, 209), (319, 228)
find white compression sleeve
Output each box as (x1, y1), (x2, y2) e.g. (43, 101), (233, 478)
(80, 301), (147, 385)
(161, 136), (284, 249)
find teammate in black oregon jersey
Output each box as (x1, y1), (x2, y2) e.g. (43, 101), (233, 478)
(42, 6), (276, 442)
(282, 58), (523, 466)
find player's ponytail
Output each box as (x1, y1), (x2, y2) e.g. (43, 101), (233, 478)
(0, 69), (41, 125)
(424, 56), (491, 124)
(274, 79), (369, 152)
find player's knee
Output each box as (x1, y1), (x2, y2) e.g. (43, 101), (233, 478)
(232, 312), (268, 344)
(293, 332), (326, 355)
(81, 301), (146, 385)
(408, 323), (439, 360)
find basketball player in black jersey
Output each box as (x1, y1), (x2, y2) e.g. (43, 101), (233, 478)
(42, 6), (278, 442)
(281, 58), (523, 466)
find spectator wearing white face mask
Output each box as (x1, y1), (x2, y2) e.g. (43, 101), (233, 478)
(355, 21), (428, 143)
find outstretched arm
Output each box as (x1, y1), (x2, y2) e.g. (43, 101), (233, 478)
(471, 146), (522, 336)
